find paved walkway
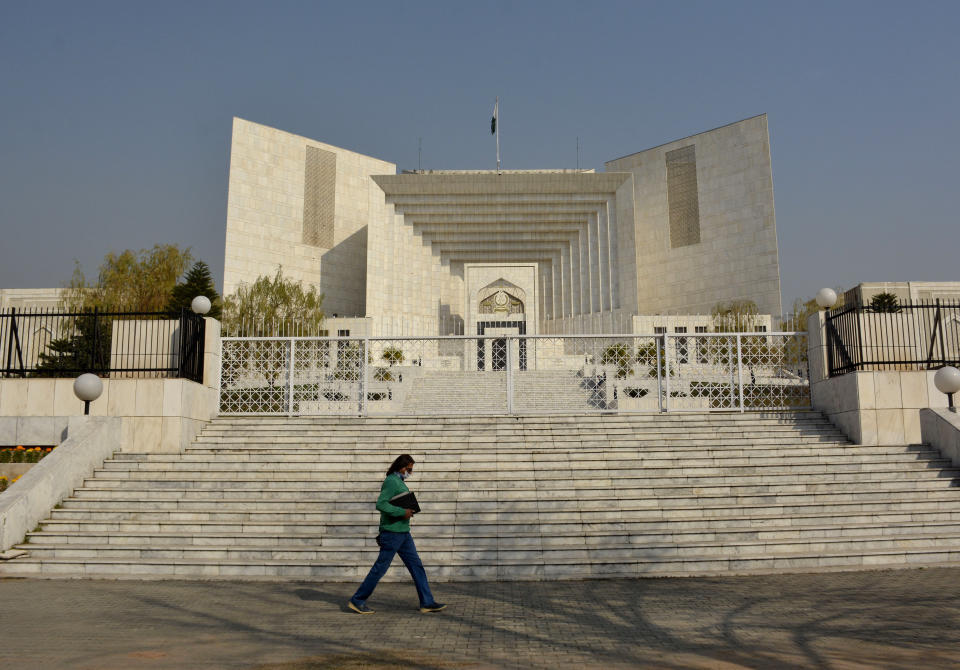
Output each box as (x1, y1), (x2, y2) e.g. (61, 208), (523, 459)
(2, 568), (959, 669)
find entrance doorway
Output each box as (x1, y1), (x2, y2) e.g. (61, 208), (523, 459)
(492, 338), (507, 370)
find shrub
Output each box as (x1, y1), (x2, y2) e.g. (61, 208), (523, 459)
(0, 446), (55, 465)
(382, 347), (404, 366)
(601, 343), (632, 379)
(869, 292), (900, 313)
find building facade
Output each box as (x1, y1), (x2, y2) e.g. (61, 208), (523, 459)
(223, 115), (783, 336)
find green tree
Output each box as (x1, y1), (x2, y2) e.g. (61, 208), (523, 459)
(63, 244), (193, 312)
(869, 292), (900, 313)
(34, 313), (111, 377)
(601, 343), (633, 379)
(222, 267), (325, 336)
(382, 346), (404, 366)
(165, 261), (222, 318)
(636, 341), (674, 378)
(781, 297), (819, 332)
(781, 290), (846, 332)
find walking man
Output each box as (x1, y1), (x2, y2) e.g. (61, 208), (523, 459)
(348, 454), (446, 614)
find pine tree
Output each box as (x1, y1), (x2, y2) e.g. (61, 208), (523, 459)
(869, 292), (900, 313)
(166, 261), (222, 318)
(34, 313), (112, 377)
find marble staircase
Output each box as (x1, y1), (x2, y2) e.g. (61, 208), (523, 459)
(3, 412), (960, 580)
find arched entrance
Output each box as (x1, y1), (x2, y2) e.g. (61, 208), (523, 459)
(476, 287), (526, 371)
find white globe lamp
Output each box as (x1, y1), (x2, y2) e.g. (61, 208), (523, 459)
(191, 296), (211, 315)
(934, 366), (960, 412)
(73, 373), (103, 415)
(815, 288), (838, 309)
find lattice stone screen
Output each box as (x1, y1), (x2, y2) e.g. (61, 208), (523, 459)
(302, 146), (336, 248)
(220, 333), (809, 416)
(666, 144), (701, 248)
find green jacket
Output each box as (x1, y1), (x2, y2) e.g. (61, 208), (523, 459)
(376, 472), (411, 532)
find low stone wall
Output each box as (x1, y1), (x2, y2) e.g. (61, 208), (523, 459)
(807, 312), (951, 445)
(0, 417), (121, 551)
(0, 378), (216, 453)
(811, 369), (948, 445)
(0, 318), (221, 454)
(920, 408), (960, 467)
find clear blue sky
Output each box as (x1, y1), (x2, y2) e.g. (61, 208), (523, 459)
(1, 0), (957, 312)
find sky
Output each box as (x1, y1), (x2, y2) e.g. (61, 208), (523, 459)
(1, 0), (957, 312)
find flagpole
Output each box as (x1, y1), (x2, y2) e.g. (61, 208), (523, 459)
(495, 96), (500, 174)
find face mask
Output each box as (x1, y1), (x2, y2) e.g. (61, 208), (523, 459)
(398, 471), (411, 480)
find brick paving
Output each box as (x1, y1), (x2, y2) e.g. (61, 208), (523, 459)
(1, 568), (959, 669)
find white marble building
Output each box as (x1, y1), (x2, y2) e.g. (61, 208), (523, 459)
(223, 115), (783, 336)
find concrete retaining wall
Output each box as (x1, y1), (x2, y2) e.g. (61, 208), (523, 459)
(0, 417), (121, 551)
(0, 318), (221, 453)
(920, 408), (960, 467)
(808, 312), (951, 445)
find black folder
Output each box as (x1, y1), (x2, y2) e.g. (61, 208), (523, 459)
(389, 490), (421, 514)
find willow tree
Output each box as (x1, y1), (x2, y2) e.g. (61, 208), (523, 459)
(62, 244), (193, 312)
(221, 267), (325, 336)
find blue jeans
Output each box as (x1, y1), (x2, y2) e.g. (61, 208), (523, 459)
(351, 530), (436, 607)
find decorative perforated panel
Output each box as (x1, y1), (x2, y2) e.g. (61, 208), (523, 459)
(303, 146), (336, 248)
(219, 333), (809, 415)
(666, 145), (700, 248)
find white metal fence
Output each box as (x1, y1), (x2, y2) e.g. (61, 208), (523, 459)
(219, 333), (809, 416)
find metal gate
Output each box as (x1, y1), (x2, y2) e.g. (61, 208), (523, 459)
(219, 333), (809, 416)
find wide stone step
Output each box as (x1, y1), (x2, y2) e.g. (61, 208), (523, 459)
(18, 529), (960, 562)
(118, 446), (922, 465)
(79, 466), (960, 492)
(36, 509), (960, 535)
(192, 432), (849, 443)
(88, 461), (955, 483)
(55, 488), (960, 514)
(8, 551), (960, 580)
(68, 479), (960, 503)
(196, 422), (845, 432)
(122, 446), (921, 464)
(99, 451), (944, 471)
(7, 545), (960, 581)
(204, 414), (830, 424)
(201, 424), (845, 440)
(50, 494), (960, 521)
(26, 519), (960, 548)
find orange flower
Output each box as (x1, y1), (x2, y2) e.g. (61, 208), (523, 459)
(15, 445), (25, 451)
(46, 448), (53, 452)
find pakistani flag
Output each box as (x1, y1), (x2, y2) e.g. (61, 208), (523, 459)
(491, 98), (498, 135)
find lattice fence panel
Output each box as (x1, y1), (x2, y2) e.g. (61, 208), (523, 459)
(219, 334), (810, 416)
(666, 335), (738, 410)
(739, 333), (811, 409)
(220, 339), (290, 414)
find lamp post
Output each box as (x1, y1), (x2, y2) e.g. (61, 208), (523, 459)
(816, 288), (838, 309)
(191, 296), (211, 315)
(73, 373), (103, 415)
(934, 366), (960, 412)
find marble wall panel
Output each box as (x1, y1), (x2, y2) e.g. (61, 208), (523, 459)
(606, 115), (781, 318)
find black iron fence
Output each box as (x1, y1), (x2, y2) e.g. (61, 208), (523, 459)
(825, 299), (960, 377)
(0, 308), (205, 383)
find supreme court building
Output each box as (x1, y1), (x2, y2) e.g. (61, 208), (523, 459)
(223, 115), (782, 338)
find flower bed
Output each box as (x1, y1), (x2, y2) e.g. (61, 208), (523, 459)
(0, 446), (54, 464)
(0, 474), (22, 493)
